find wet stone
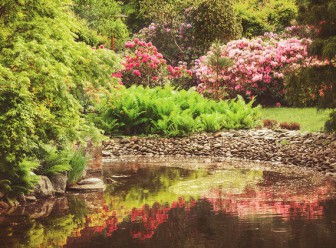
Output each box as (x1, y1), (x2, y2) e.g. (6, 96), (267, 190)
(78, 178), (104, 185)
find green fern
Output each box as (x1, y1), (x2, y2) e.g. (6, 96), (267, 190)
(96, 86), (260, 137)
(37, 145), (71, 176)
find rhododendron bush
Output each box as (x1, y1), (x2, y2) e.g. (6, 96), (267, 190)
(194, 33), (314, 105)
(114, 39), (192, 88)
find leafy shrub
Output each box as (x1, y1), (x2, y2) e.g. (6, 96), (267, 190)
(0, 0), (120, 197)
(36, 145), (72, 176)
(0, 160), (39, 198)
(188, 0), (242, 51)
(95, 85), (260, 137)
(195, 33), (316, 105)
(72, 0), (129, 50)
(234, 0), (298, 37)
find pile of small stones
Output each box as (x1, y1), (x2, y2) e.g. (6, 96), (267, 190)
(102, 129), (336, 174)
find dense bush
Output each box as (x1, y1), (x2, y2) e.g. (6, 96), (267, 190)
(114, 39), (193, 89)
(235, 0), (298, 37)
(135, 22), (202, 66)
(94, 85), (260, 137)
(0, 0), (120, 197)
(72, 0), (129, 50)
(194, 33), (314, 105)
(189, 0), (242, 51)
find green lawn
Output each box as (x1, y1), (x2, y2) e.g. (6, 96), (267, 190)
(260, 107), (333, 132)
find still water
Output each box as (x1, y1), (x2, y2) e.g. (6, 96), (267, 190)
(1, 161), (336, 248)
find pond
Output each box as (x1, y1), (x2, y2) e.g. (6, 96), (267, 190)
(1, 160), (336, 248)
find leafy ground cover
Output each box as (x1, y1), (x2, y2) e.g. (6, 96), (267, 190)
(260, 108), (333, 132)
(93, 85), (260, 137)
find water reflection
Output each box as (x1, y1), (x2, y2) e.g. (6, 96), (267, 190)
(1, 163), (336, 248)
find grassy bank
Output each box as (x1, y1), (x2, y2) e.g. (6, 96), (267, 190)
(260, 108), (333, 132)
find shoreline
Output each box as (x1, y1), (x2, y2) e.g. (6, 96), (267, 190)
(103, 128), (336, 175)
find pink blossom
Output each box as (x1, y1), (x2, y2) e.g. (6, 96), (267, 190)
(132, 70), (141, 77)
(112, 72), (122, 78)
(124, 41), (135, 48)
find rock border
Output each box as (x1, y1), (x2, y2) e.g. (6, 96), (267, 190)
(102, 129), (336, 175)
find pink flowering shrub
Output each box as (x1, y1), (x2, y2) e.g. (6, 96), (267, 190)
(194, 33), (316, 105)
(114, 39), (192, 88)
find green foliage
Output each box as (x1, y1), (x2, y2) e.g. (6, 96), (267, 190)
(36, 145), (72, 176)
(0, 0), (121, 197)
(94, 85), (260, 137)
(199, 113), (225, 132)
(72, 0), (129, 50)
(67, 149), (89, 186)
(234, 0), (298, 37)
(0, 159), (39, 198)
(189, 0), (242, 50)
(121, 0), (150, 33)
(139, 0), (194, 24)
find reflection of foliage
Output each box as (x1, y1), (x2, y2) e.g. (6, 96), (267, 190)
(169, 170), (263, 196)
(104, 167), (208, 210)
(68, 195), (88, 224)
(21, 215), (77, 248)
(3, 166), (335, 247)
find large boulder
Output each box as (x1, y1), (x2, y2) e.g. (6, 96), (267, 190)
(49, 172), (67, 195)
(34, 176), (55, 198)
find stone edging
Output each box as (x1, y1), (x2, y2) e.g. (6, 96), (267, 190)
(102, 129), (336, 174)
